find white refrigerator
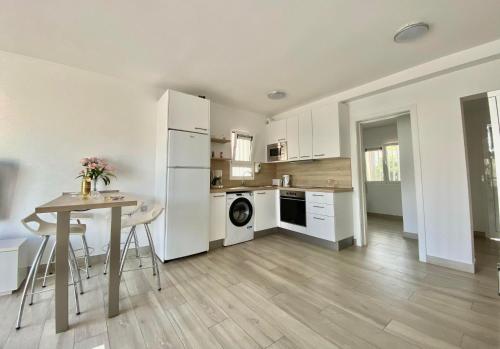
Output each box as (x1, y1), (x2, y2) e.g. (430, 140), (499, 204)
(157, 129), (210, 261)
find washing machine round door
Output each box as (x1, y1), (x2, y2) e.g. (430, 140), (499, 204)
(229, 197), (253, 227)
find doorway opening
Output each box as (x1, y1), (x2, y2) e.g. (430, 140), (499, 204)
(461, 91), (500, 277)
(359, 113), (419, 260)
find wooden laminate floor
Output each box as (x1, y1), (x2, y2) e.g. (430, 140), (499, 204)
(1, 217), (500, 349)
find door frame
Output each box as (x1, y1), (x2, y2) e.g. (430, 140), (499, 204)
(353, 104), (427, 262)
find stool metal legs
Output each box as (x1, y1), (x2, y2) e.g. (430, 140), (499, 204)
(17, 235), (49, 328)
(69, 242), (84, 294)
(42, 242), (56, 288)
(103, 227), (141, 275)
(16, 236), (81, 329)
(42, 236), (91, 287)
(144, 224), (161, 291)
(104, 224), (161, 290)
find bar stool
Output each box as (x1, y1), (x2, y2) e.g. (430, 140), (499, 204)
(16, 213), (85, 329)
(103, 205), (163, 291)
(103, 200), (145, 275)
(46, 211), (93, 283)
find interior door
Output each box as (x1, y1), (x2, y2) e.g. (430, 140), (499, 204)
(166, 168), (210, 259)
(487, 93), (500, 239)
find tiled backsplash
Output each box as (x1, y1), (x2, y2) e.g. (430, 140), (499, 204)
(210, 158), (352, 188)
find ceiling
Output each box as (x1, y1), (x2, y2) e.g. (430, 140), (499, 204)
(1, 1), (500, 115)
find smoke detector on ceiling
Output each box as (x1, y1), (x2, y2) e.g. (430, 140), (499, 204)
(267, 90), (287, 100)
(394, 22), (429, 43)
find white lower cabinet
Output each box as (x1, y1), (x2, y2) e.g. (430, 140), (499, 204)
(307, 214), (334, 241)
(210, 193), (226, 241)
(254, 190), (277, 231)
(306, 191), (352, 242)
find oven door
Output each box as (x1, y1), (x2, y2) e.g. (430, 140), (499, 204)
(280, 197), (306, 226)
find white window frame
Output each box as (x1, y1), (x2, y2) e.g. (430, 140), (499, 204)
(364, 143), (401, 184)
(230, 130), (254, 180)
(383, 142), (401, 183)
(364, 147), (385, 183)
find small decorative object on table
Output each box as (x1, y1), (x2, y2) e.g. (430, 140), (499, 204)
(77, 157), (115, 195)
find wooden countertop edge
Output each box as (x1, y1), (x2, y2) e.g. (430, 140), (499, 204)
(210, 186), (354, 194)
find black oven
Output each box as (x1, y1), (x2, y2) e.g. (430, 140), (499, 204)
(280, 190), (306, 227)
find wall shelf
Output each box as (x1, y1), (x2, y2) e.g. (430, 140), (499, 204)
(211, 137), (230, 144)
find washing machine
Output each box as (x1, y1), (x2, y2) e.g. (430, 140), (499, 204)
(224, 191), (254, 246)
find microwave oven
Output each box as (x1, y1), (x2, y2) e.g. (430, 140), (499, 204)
(267, 142), (287, 162)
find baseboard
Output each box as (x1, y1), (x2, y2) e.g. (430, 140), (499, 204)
(254, 227), (279, 238)
(277, 228), (354, 251)
(209, 228), (279, 251)
(474, 231), (486, 238)
(209, 239), (224, 250)
(367, 212), (403, 221)
(426, 254), (475, 273)
(403, 232), (418, 240)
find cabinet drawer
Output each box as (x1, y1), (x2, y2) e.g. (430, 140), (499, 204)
(306, 214), (334, 241)
(306, 191), (334, 205)
(306, 202), (334, 217)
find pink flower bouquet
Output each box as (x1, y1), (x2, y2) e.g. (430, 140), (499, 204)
(77, 157), (115, 189)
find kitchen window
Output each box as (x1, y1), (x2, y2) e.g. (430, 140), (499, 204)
(230, 131), (254, 180)
(365, 143), (400, 183)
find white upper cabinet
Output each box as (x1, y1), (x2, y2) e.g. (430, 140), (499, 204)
(286, 116), (299, 161)
(312, 104), (339, 159)
(267, 118), (287, 144)
(167, 89), (210, 134)
(254, 190), (277, 231)
(298, 111), (313, 160)
(268, 102), (349, 162)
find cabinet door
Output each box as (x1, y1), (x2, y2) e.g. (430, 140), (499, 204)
(254, 190), (277, 231)
(168, 90), (210, 134)
(306, 214), (335, 241)
(286, 116), (299, 161)
(312, 104), (339, 159)
(210, 193), (226, 241)
(268, 119), (287, 144)
(298, 111), (313, 160)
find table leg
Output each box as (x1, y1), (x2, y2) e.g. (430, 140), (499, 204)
(108, 206), (122, 317)
(55, 211), (70, 333)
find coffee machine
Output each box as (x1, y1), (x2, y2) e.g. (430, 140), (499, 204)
(211, 170), (223, 188)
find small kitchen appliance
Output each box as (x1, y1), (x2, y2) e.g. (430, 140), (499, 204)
(267, 141), (287, 162)
(211, 170), (223, 188)
(282, 174), (292, 187)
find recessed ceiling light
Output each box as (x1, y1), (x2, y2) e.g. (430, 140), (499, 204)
(394, 22), (429, 43)
(267, 90), (287, 100)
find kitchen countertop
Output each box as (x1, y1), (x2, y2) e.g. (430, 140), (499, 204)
(210, 185), (353, 193)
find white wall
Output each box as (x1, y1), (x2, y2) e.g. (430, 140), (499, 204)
(0, 50), (265, 264)
(462, 98), (491, 233)
(397, 116), (418, 235)
(348, 59), (500, 268)
(362, 124), (402, 216)
(210, 102), (267, 162)
(0, 50), (159, 263)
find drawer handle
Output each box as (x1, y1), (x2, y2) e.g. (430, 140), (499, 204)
(213, 194), (225, 197)
(256, 192), (266, 195)
(278, 138), (286, 141)
(312, 194), (324, 197)
(195, 127), (208, 131)
(314, 153), (325, 157)
(313, 206), (324, 208)
(289, 156), (298, 160)
(300, 156), (310, 158)
(313, 217), (325, 221)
